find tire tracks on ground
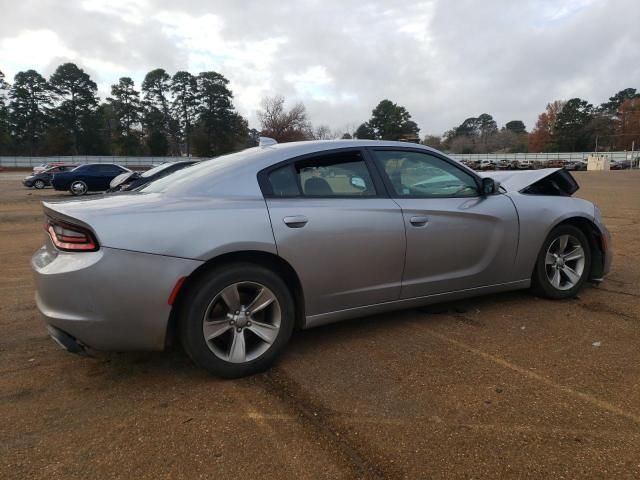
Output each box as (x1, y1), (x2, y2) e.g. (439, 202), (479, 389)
(253, 367), (405, 480)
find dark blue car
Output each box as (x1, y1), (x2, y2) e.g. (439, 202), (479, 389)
(51, 163), (131, 195)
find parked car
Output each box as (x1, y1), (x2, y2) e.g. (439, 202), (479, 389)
(608, 160), (620, 170)
(564, 160), (587, 171)
(610, 159), (634, 170)
(32, 162), (69, 175)
(515, 160), (534, 169)
(107, 160), (199, 192)
(495, 159), (515, 170)
(461, 159), (480, 170)
(33, 140), (612, 378)
(479, 159), (496, 170)
(51, 163), (131, 195)
(23, 165), (76, 189)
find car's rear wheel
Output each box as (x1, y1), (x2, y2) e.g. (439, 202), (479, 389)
(179, 263), (295, 378)
(532, 224), (591, 299)
(70, 181), (88, 196)
(34, 179), (46, 189)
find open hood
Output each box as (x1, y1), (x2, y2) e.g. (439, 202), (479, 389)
(480, 168), (579, 196)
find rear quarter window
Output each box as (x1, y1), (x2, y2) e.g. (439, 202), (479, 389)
(267, 166), (300, 196)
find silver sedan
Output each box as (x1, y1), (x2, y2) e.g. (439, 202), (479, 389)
(32, 140), (612, 377)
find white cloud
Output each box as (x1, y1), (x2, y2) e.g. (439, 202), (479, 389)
(152, 10), (289, 122)
(0, 30), (75, 77)
(1, 0), (639, 134)
(81, 0), (148, 24)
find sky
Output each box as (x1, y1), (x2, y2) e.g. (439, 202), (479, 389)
(1, 0), (639, 136)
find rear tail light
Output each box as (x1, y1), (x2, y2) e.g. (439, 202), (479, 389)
(45, 218), (98, 252)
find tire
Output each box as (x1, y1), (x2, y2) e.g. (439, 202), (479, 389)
(179, 263), (295, 378)
(70, 181), (88, 196)
(34, 179), (46, 189)
(531, 224), (591, 299)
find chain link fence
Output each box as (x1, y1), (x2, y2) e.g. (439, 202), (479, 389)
(447, 151), (635, 163)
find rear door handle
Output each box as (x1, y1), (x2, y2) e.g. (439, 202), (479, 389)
(283, 215), (308, 228)
(409, 216), (429, 227)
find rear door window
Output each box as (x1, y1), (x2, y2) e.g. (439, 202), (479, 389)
(266, 150), (377, 198)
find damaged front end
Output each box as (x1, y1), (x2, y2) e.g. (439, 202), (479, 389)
(520, 169), (579, 196)
(481, 167), (611, 283)
(484, 168), (579, 196)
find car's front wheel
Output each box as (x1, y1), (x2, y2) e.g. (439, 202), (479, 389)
(532, 224), (591, 299)
(34, 179), (46, 189)
(179, 263), (295, 378)
(70, 181), (88, 196)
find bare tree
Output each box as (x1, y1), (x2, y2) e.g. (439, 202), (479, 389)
(312, 124), (334, 140)
(422, 135), (442, 150)
(337, 122), (358, 139)
(257, 95), (312, 142)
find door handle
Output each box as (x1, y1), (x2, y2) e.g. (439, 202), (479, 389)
(409, 216), (429, 226)
(283, 215), (308, 228)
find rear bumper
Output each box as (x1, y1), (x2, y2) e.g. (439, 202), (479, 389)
(32, 241), (202, 351)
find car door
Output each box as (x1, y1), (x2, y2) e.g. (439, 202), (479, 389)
(369, 148), (519, 299)
(261, 148), (406, 317)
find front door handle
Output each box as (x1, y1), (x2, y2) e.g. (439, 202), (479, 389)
(409, 216), (429, 227)
(283, 215), (308, 228)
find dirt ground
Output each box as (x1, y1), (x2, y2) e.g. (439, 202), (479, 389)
(1, 170), (639, 479)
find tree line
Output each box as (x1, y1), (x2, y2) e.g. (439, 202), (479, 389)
(432, 88), (640, 154)
(256, 89), (640, 155)
(0, 64), (254, 157)
(1, 63), (639, 156)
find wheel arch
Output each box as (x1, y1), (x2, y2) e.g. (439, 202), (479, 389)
(166, 250), (306, 347)
(551, 216), (605, 280)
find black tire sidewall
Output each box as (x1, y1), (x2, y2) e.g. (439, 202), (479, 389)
(179, 263), (295, 378)
(533, 224), (591, 299)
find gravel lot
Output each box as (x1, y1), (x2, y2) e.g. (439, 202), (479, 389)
(1, 170), (639, 479)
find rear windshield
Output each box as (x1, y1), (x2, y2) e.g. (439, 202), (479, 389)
(138, 148), (262, 194)
(141, 163), (173, 178)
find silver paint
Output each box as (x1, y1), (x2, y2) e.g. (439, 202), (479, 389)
(32, 140), (612, 352)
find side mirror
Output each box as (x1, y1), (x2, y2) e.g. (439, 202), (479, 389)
(481, 177), (496, 195)
(350, 175), (366, 190)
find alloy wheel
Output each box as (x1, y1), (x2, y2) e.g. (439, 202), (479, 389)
(71, 181), (87, 195)
(34, 180), (45, 189)
(545, 234), (586, 291)
(202, 282), (281, 363)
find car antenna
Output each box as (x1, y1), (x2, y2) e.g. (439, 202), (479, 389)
(259, 137), (278, 147)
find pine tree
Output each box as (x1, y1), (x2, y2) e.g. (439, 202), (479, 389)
(9, 70), (53, 155)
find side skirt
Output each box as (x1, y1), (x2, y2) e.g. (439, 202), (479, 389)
(303, 279), (531, 329)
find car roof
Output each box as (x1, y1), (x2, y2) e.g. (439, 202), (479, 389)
(80, 163), (121, 166)
(141, 140), (453, 198)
